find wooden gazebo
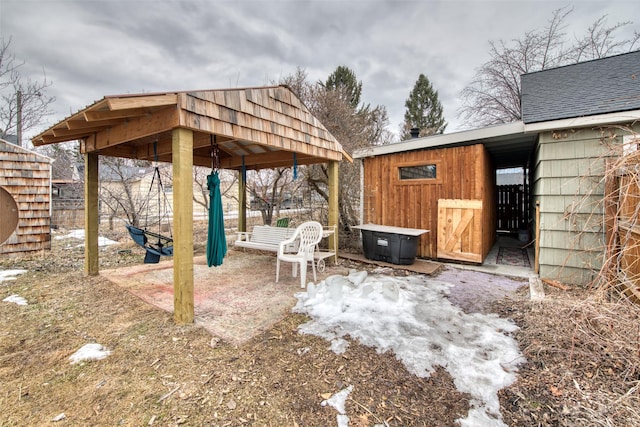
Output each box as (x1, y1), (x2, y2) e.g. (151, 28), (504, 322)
(33, 85), (348, 323)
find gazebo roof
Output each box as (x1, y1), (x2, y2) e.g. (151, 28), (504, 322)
(33, 85), (350, 170)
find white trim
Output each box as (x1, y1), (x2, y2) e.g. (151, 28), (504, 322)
(353, 121), (525, 158)
(524, 110), (640, 133)
(623, 134), (640, 156)
(352, 223), (429, 236)
(354, 110), (640, 160)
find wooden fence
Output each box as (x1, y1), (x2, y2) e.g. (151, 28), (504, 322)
(605, 161), (640, 300)
(51, 199), (85, 229)
(496, 184), (527, 233)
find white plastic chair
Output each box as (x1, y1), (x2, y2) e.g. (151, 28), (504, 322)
(276, 221), (323, 288)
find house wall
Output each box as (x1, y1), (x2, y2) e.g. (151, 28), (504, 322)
(362, 143), (495, 259)
(532, 124), (640, 285)
(0, 141), (51, 256)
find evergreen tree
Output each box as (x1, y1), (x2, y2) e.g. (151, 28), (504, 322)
(401, 74), (446, 139)
(322, 65), (362, 109)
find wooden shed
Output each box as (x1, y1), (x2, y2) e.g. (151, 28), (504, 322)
(359, 143), (496, 263)
(356, 51), (640, 280)
(0, 139), (52, 256)
(355, 122), (537, 265)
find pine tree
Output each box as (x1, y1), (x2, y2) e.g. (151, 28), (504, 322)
(322, 65), (362, 109)
(401, 74), (446, 139)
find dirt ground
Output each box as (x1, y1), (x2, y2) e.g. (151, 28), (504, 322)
(1, 224), (639, 426)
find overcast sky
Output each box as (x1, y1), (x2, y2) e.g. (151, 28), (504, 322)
(2, 0), (639, 142)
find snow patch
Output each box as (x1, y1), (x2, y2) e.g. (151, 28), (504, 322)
(3, 294), (27, 305)
(55, 229), (118, 247)
(69, 343), (112, 364)
(321, 385), (353, 414)
(0, 269), (27, 284)
(295, 271), (525, 426)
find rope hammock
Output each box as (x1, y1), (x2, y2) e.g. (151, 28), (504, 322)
(126, 142), (173, 263)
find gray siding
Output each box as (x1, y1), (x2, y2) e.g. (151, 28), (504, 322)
(532, 124), (640, 285)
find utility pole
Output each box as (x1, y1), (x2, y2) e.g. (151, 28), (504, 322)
(16, 90), (22, 147)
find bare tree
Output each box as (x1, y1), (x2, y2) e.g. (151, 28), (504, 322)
(459, 8), (640, 128)
(247, 168), (302, 225)
(280, 67), (392, 238)
(193, 166), (238, 213)
(38, 141), (82, 181)
(0, 37), (55, 144)
(282, 67), (393, 150)
(575, 16), (640, 61)
(99, 157), (156, 229)
(306, 86), (384, 228)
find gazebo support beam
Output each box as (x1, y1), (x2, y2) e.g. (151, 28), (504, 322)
(84, 152), (99, 276)
(238, 169), (247, 233)
(172, 128), (194, 324)
(328, 161), (339, 252)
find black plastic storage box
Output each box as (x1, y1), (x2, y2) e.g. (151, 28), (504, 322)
(361, 230), (419, 265)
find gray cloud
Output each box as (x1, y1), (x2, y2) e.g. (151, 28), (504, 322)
(1, 0), (638, 140)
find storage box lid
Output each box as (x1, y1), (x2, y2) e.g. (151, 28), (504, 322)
(352, 223), (429, 236)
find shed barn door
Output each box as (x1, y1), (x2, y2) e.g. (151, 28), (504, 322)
(437, 199), (483, 263)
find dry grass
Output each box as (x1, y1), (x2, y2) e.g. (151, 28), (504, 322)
(576, 127), (640, 302)
(0, 228), (469, 426)
(496, 287), (640, 426)
(1, 222), (639, 426)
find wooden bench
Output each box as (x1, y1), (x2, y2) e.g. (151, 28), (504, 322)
(234, 225), (297, 252)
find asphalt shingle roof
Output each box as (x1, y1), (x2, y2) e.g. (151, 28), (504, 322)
(521, 50), (640, 124)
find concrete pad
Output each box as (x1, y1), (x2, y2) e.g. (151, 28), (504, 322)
(103, 251), (301, 345)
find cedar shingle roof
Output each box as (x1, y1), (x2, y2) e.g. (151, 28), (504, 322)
(32, 85), (348, 170)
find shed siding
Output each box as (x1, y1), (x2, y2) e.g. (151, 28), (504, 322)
(532, 125), (639, 285)
(0, 141), (51, 256)
(362, 144), (495, 260)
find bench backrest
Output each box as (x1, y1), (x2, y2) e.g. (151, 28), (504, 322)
(250, 225), (295, 245)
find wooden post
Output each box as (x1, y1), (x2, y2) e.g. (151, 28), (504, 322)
(534, 200), (540, 274)
(84, 152), (99, 276)
(603, 159), (619, 286)
(238, 169), (247, 233)
(328, 161), (339, 254)
(172, 128), (194, 324)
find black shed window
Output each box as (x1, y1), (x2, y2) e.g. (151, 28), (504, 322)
(399, 164), (437, 180)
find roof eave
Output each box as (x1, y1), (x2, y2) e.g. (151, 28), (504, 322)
(353, 121), (526, 158)
(523, 110), (640, 133)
